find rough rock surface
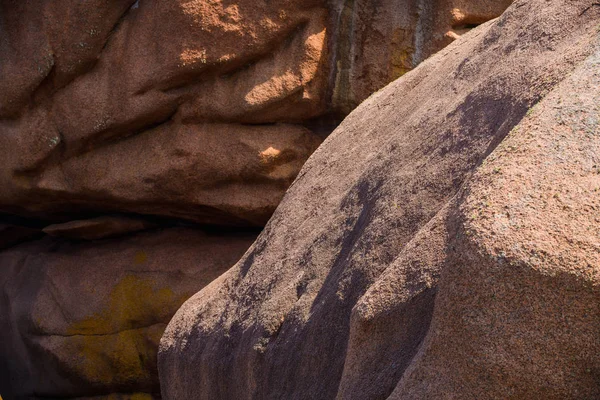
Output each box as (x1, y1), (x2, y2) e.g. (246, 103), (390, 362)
(159, 0), (600, 399)
(0, 228), (256, 399)
(392, 38), (600, 400)
(330, 0), (514, 113)
(0, 0), (330, 226)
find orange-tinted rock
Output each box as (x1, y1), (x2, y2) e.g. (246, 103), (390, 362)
(0, 0), (330, 226)
(330, 0), (514, 113)
(0, 0), (511, 226)
(14, 122), (321, 226)
(0, 227), (256, 399)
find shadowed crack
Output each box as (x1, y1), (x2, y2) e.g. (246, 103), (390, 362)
(35, 322), (167, 338)
(580, 2), (600, 15)
(100, 0), (138, 53)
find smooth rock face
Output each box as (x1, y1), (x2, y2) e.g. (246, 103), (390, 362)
(159, 0), (600, 399)
(0, 228), (256, 399)
(0, 0), (510, 226)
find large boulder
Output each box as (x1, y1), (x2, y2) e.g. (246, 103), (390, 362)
(0, 0), (511, 225)
(0, 0), (330, 226)
(392, 36), (600, 400)
(158, 0), (600, 399)
(0, 227), (256, 399)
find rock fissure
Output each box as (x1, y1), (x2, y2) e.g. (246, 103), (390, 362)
(37, 322), (168, 339)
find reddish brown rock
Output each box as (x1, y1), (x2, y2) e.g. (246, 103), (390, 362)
(0, 1), (134, 118)
(158, 0), (600, 399)
(0, 0), (330, 226)
(330, 0), (514, 113)
(0, 0), (511, 225)
(0, 227), (256, 399)
(20, 122), (321, 226)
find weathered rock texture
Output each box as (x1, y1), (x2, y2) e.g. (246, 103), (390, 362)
(330, 0), (514, 113)
(0, 0), (510, 225)
(159, 0), (600, 399)
(0, 0), (514, 398)
(0, 0), (330, 226)
(0, 227), (256, 399)
(392, 35), (600, 400)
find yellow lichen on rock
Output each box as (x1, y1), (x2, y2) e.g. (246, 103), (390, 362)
(65, 275), (190, 385)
